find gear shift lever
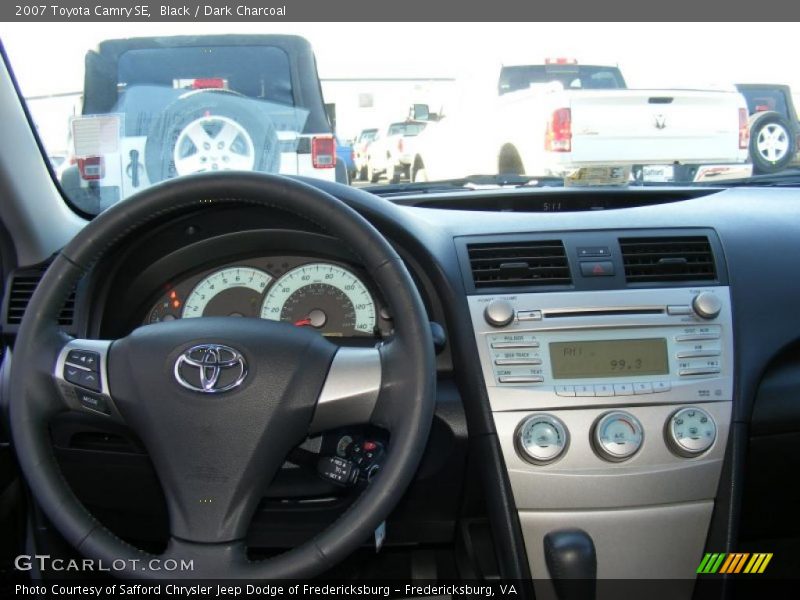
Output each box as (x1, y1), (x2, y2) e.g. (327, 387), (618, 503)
(543, 528), (597, 600)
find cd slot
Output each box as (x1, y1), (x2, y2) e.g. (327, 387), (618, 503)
(543, 306), (665, 319)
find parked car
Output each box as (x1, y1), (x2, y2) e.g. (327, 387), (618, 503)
(336, 136), (356, 182)
(59, 34), (344, 214)
(353, 127), (378, 180)
(366, 120), (427, 183)
(735, 83), (800, 173)
(412, 61), (751, 184)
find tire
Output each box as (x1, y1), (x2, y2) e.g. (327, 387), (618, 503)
(144, 90), (280, 184)
(368, 161), (380, 183)
(387, 163), (400, 184)
(498, 145), (524, 175)
(335, 160), (349, 185)
(411, 157), (428, 183)
(749, 114), (795, 174)
(358, 165), (368, 181)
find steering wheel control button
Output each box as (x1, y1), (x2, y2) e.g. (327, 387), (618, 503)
(66, 350), (100, 371)
(63, 364), (102, 392)
(317, 456), (359, 486)
(76, 390), (110, 415)
(692, 292), (723, 319)
(593, 411), (644, 462)
(516, 414), (569, 465)
(666, 407), (717, 457)
(579, 260), (615, 277)
(484, 299), (515, 327)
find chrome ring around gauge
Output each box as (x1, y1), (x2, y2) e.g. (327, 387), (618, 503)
(515, 414), (569, 465)
(182, 267), (272, 318)
(260, 263), (377, 336)
(666, 407), (717, 457)
(592, 411), (644, 462)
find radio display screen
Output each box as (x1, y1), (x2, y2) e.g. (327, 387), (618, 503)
(550, 338), (669, 379)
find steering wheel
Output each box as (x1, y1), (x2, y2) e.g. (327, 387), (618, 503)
(9, 173), (435, 578)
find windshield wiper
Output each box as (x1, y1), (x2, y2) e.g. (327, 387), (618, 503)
(364, 174), (565, 195)
(692, 169), (800, 187)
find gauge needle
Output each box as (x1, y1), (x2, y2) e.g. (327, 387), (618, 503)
(293, 317), (313, 327)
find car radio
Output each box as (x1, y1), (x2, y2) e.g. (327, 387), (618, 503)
(468, 287), (733, 412)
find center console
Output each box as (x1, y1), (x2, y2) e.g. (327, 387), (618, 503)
(458, 229), (732, 595)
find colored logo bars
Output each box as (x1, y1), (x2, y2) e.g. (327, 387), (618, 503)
(697, 553), (773, 574)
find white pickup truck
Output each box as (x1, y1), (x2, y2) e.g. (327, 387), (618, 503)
(411, 62), (752, 184)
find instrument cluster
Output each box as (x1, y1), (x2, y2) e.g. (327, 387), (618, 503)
(145, 256), (392, 338)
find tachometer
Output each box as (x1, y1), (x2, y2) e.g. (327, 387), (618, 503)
(260, 263), (376, 336)
(182, 267), (272, 318)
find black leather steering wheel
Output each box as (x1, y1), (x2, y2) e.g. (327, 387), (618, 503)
(9, 172), (435, 578)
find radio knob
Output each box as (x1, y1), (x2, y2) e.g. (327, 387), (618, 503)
(692, 292), (722, 320)
(484, 299), (515, 327)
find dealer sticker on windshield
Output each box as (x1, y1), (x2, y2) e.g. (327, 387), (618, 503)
(70, 114), (122, 158)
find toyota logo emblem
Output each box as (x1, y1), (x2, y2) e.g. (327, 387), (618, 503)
(174, 344), (247, 393)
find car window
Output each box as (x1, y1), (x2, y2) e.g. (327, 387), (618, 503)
(3, 22), (800, 209)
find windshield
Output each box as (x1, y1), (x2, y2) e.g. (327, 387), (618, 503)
(3, 22), (800, 213)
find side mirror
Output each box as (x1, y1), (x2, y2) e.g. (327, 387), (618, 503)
(410, 103), (430, 121)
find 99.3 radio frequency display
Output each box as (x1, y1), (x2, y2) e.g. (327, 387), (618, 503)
(550, 338), (669, 379)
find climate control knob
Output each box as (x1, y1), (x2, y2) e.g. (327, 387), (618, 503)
(484, 299), (515, 327)
(692, 292), (722, 320)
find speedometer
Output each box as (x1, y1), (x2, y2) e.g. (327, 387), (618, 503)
(182, 267), (272, 318)
(260, 263), (376, 336)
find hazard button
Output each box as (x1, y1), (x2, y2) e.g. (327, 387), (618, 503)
(580, 261), (615, 277)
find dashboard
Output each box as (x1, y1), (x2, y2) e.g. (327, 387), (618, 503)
(4, 179), (800, 588)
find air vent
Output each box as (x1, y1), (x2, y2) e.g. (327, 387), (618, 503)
(467, 240), (571, 288)
(6, 267), (76, 326)
(620, 236), (716, 283)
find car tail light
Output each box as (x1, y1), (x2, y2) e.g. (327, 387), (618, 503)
(398, 138), (404, 153)
(77, 156), (104, 180)
(311, 136), (336, 169)
(738, 108), (750, 149)
(545, 108), (572, 152)
(192, 78), (226, 89)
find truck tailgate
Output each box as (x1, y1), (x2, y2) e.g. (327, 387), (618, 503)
(568, 90), (745, 164)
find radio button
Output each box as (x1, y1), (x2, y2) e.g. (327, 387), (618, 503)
(653, 381), (671, 393)
(498, 376), (544, 384)
(676, 333), (720, 342)
(634, 382), (654, 395)
(555, 385), (576, 397)
(575, 384), (595, 397)
(679, 367), (721, 377)
(517, 310), (542, 321)
(491, 341), (539, 349)
(667, 305), (693, 316)
(676, 349), (721, 359)
(594, 383), (615, 397)
(613, 383), (634, 396)
(494, 358), (542, 366)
